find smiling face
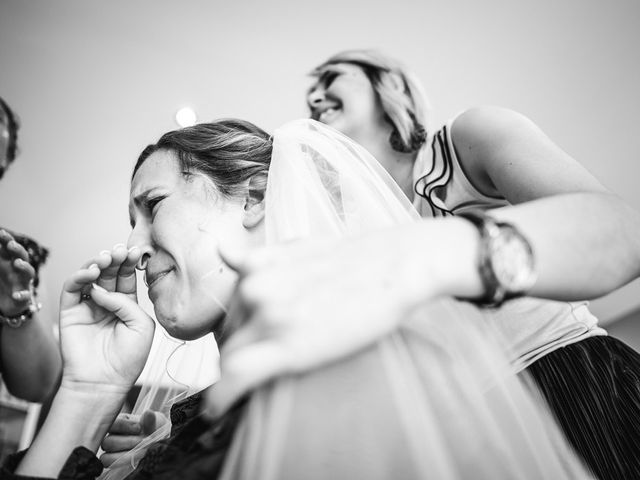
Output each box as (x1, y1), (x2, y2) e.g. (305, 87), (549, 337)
(128, 150), (247, 340)
(307, 63), (389, 144)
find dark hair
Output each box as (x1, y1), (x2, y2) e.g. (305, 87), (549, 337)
(0, 96), (20, 177)
(133, 118), (272, 199)
(311, 49), (430, 153)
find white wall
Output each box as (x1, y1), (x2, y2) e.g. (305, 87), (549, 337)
(1, 0), (639, 326)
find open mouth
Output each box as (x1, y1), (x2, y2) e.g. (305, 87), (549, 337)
(318, 107), (340, 123)
(311, 101), (342, 123)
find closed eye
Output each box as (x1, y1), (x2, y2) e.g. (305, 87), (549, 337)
(319, 70), (340, 89)
(143, 195), (165, 218)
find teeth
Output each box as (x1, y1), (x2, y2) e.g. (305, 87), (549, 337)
(320, 108), (337, 121)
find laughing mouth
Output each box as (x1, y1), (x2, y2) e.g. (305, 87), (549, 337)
(319, 107), (339, 122)
(311, 103), (341, 122)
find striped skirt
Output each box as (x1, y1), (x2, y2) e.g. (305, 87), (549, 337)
(525, 335), (640, 480)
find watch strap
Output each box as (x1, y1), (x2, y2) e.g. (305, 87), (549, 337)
(457, 210), (533, 307)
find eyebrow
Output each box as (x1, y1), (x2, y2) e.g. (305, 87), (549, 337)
(128, 187), (160, 228)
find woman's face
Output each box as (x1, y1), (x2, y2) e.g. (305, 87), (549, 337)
(307, 63), (388, 144)
(128, 150), (245, 340)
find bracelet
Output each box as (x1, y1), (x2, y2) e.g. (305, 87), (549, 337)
(0, 300), (42, 328)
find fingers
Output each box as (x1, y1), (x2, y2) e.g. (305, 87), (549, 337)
(95, 244), (128, 291)
(89, 284), (153, 333)
(13, 257), (35, 280)
(2, 258), (36, 301)
(101, 433), (145, 453)
(80, 245), (141, 297)
(116, 246), (141, 296)
(60, 264), (101, 309)
(100, 410), (166, 467)
(11, 288), (33, 303)
(141, 410), (169, 435)
(0, 229), (12, 251)
(6, 238), (30, 262)
(0, 230), (25, 262)
(108, 413), (143, 435)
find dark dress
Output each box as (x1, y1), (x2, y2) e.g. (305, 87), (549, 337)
(0, 392), (246, 480)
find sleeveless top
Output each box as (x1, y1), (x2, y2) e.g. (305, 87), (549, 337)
(411, 118), (607, 371)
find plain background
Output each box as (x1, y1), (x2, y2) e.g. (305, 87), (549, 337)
(1, 0), (639, 330)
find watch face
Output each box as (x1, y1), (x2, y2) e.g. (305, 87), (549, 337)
(489, 225), (536, 292)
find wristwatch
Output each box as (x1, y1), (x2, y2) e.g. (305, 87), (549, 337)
(457, 210), (537, 306)
(0, 300), (41, 328)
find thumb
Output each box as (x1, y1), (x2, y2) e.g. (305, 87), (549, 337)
(90, 283), (152, 331)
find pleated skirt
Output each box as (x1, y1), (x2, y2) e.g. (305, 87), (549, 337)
(525, 335), (640, 480)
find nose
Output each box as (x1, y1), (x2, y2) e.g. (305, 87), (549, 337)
(127, 223), (153, 271)
(307, 86), (325, 109)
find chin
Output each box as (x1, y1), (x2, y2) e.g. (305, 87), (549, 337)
(155, 307), (223, 342)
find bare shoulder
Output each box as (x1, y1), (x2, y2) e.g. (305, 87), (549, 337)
(447, 106), (534, 197)
(450, 106), (606, 203)
(451, 106), (537, 154)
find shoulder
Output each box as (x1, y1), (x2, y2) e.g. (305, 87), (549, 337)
(450, 106), (538, 153)
(448, 106), (607, 203)
(446, 106), (535, 197)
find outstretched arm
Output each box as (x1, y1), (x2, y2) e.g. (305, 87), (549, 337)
(204, 107), (640, 417)
(451, 106), (640, 300)
(0, 229), (61, 401)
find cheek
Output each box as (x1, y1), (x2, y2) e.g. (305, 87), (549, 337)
(189, 259), (238, 313)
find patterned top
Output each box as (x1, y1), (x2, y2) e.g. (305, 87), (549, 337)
(411, 118), (607, 371)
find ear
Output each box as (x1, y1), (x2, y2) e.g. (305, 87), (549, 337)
(242, 174), (266, 229)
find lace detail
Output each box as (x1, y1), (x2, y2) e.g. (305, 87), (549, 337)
(169, 391), (202, 435)
(59, 448), (103, 480)
(0, 447), (102, 480)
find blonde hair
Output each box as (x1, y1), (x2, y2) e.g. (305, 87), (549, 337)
(311, 49), (431, 153)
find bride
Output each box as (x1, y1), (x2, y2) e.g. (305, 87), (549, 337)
(6, 118), (592, 479)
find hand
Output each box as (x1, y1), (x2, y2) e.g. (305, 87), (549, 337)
(0, 229), (36, 315)
(205, 225), (439, 418)
(100, 410), (169, 467)
(59, 244), (155, 392)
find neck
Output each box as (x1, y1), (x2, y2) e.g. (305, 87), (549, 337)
(358, 131), (418, 201)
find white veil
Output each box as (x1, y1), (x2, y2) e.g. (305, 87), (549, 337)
(219, 119), (593, 479)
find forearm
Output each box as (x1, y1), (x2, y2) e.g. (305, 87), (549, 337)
(491, 192), (640, 300)
(1, 313), (62, 401)
(15, 384), (125, 477)
(408, 192), (640, 304)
